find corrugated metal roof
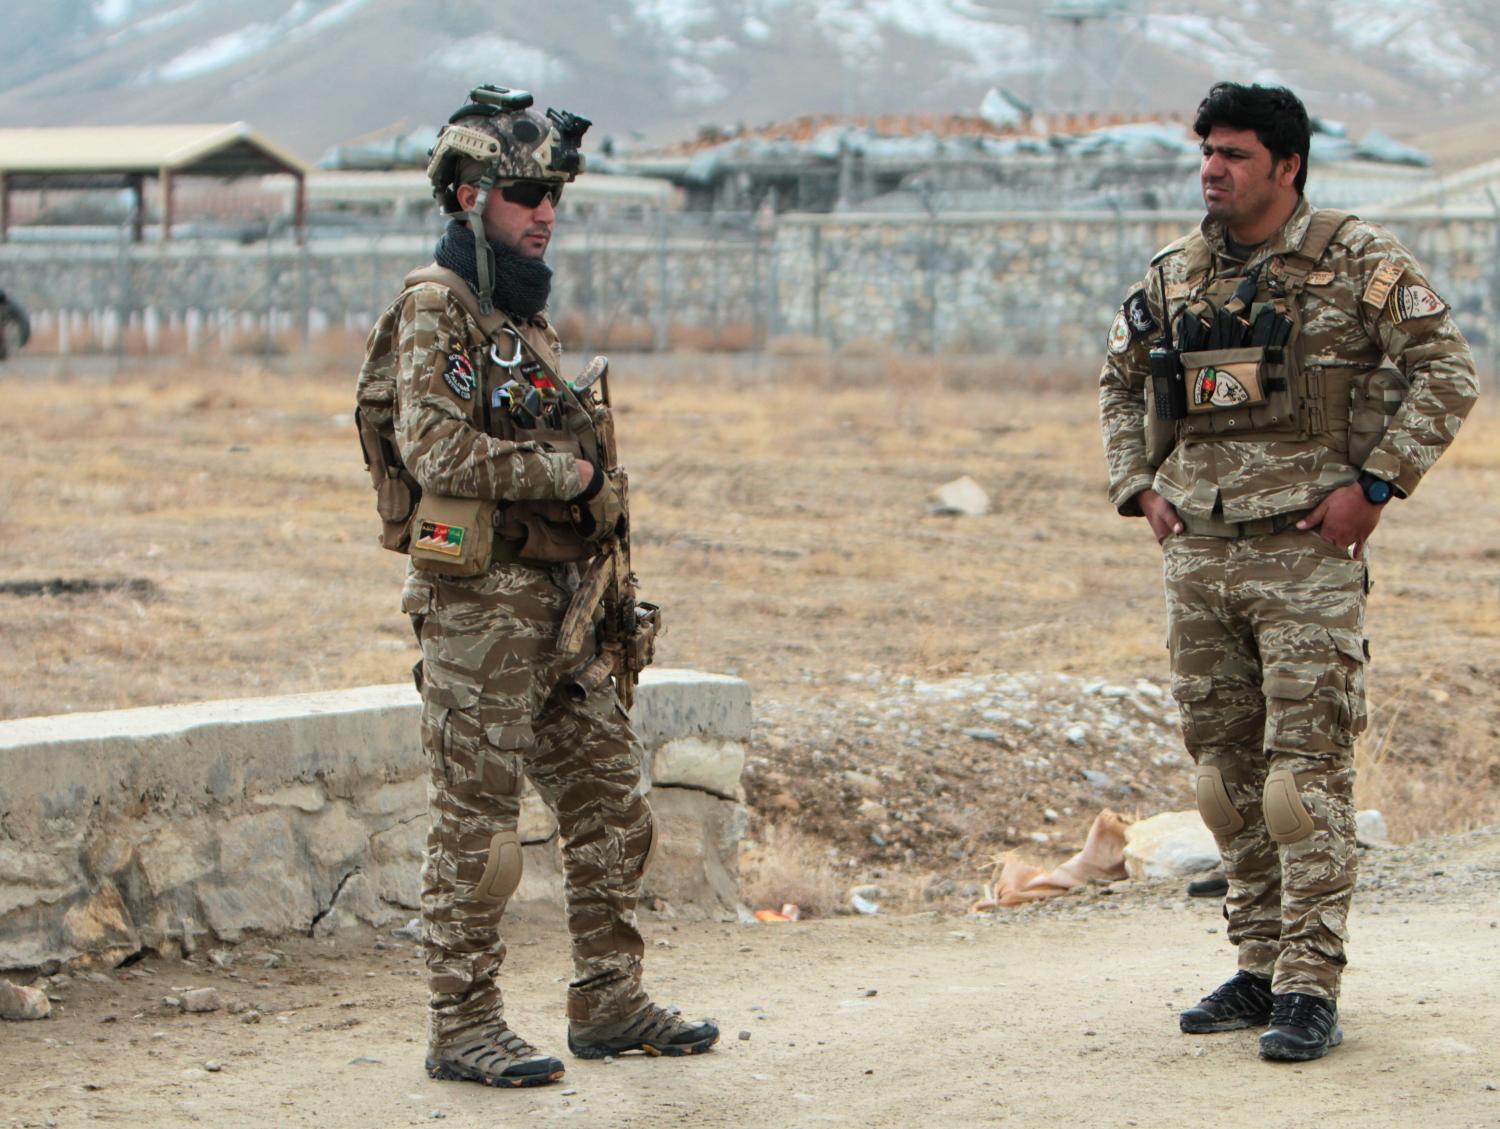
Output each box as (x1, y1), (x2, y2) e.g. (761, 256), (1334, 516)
(0, 123), (308, 179)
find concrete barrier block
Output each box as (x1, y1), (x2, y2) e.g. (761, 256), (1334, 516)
(651, 738), (746, 800)
(629, 669), (752, 747)
(643, 789), (747, 920)
(0, 671), (751, 970)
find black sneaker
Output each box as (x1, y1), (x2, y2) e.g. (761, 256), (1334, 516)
(426, 1026), (565, 1087)
(1259, 993), (1343, 1061)
(568, 1002), (720, 1059)
(1179, 970), (1274, 1033)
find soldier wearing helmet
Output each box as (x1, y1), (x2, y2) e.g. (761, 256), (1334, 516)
(356, 85), (718, 1089)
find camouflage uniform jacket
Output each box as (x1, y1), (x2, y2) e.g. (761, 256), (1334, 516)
(1099, 196), (1479, 522)
(383, 282), (583, 508)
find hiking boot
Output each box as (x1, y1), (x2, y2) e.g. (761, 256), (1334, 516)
(1186, 870), (1228, 898)
(426, 1026), (565, 1087)
(1259, 993), (1343, 1062)
(568, 1002), (720, 1059)
(1179, 970), (1274, 1034)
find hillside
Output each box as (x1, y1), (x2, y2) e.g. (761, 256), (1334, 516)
(2, 0), (1499, 167)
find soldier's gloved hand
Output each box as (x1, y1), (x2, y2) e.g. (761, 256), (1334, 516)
(1297, 484), (1382, 558)
(568, 463), (623, 541)
(1138, 488), (1184, 546)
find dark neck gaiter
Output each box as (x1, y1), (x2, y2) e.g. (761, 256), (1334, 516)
(433, 218), (552, 318)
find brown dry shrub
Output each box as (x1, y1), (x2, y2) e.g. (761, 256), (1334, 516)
(739, 822), (846, 918)
(669, 323), (757, 352)
(766, 333), (831, 357)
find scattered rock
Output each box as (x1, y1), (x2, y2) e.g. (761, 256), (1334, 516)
(738, 1030), (752, 1041)
(928, 475), (990, 516)
(391, 918), (423, 941)
(204, 1061), (223, 1073)
(1124, 812), (1217, 880)
(0, 979), (51, 1021)
(1357, 810), (1391, 846)
(180, 988), (221, 1013)
(963, 728), (1002, 742)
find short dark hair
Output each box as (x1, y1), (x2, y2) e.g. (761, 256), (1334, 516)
(1193, 82), (1310, 194)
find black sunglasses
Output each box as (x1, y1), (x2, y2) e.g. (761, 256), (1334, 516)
(498, 180), (563, 208)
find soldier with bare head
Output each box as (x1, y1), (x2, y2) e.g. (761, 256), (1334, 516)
(356, 83), (717, 1088)
(1099, 82), (1478, 1061)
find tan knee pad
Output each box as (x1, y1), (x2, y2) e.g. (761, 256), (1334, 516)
(476, 830), (523, 905)
(1264, 767), (1315, 845)
(1194, 765), (1245, 836)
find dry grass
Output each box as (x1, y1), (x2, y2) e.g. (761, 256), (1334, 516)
(738, 822), (848, 918)
(0, 353), (1495, 845)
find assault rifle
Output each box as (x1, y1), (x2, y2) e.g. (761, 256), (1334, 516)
(556, 357), (660, 710)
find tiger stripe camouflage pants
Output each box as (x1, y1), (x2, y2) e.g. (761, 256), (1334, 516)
(404, 561), (655, 1050)
(1165, 527), (1368, 1000)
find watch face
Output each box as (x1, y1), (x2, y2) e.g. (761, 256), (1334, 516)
(1365, 478), (1393, 504)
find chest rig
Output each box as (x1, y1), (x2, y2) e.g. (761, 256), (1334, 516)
(1158, 209), (1357, 450)
(356, 265), (604, 566)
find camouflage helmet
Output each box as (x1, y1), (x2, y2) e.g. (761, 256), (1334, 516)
(427, 85), (590, 214)
(426, 85), (591, 316)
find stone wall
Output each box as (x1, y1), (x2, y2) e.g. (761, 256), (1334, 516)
(0, 670), (751, 973)
(1, 209), (1496, 362)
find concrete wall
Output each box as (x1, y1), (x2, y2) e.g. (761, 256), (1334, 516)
(0, 670), (750, 973)
(1, 209), (1496, 362)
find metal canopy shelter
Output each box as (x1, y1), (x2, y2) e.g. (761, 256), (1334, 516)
(0, 123), (309, 243)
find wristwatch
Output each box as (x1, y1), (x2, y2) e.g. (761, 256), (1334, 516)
(1357, 471), (1394, 506)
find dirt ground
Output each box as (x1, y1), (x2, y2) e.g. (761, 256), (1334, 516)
(3, 828), (1499, 1129)
(1, 351), (1498, 1126)
(0, 351), (1496, 895)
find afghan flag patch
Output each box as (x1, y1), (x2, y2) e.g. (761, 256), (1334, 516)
(415, 520), (465, 557)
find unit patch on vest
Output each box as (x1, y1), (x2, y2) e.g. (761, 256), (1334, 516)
(1361, 259), (1405, 310)
(1305, 270), (1335, 287)
(1124, 289), (1156, 336)
(1388, 284), (1446, 323)
(414, 519), (466, 558)
(1107, 310), (1132, 355)
(442, 348), (476, 401)
(1193, 366), (1250, 408)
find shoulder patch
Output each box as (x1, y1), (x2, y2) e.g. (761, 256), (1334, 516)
(1123, 289), (1156, 336)
(1361, 259), (1405, 310)
(1107, 310), (1132, 355)
(1388, 284), (1446, 323)
(441, 347), (477, 401)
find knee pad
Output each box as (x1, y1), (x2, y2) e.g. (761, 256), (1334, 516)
(476, 830), (523, 904)
(1264, 767), (1315, 845)
(1194, 765), (1245, 836)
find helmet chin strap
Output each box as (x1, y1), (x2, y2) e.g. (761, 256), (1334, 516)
(467, 171), (498, 316)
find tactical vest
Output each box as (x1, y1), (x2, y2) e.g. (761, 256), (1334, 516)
(356, 265), (602, 565)
(1148, 209), (1408, 468)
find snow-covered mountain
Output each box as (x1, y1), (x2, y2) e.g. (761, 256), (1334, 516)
(2, 0), (1497, 166)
